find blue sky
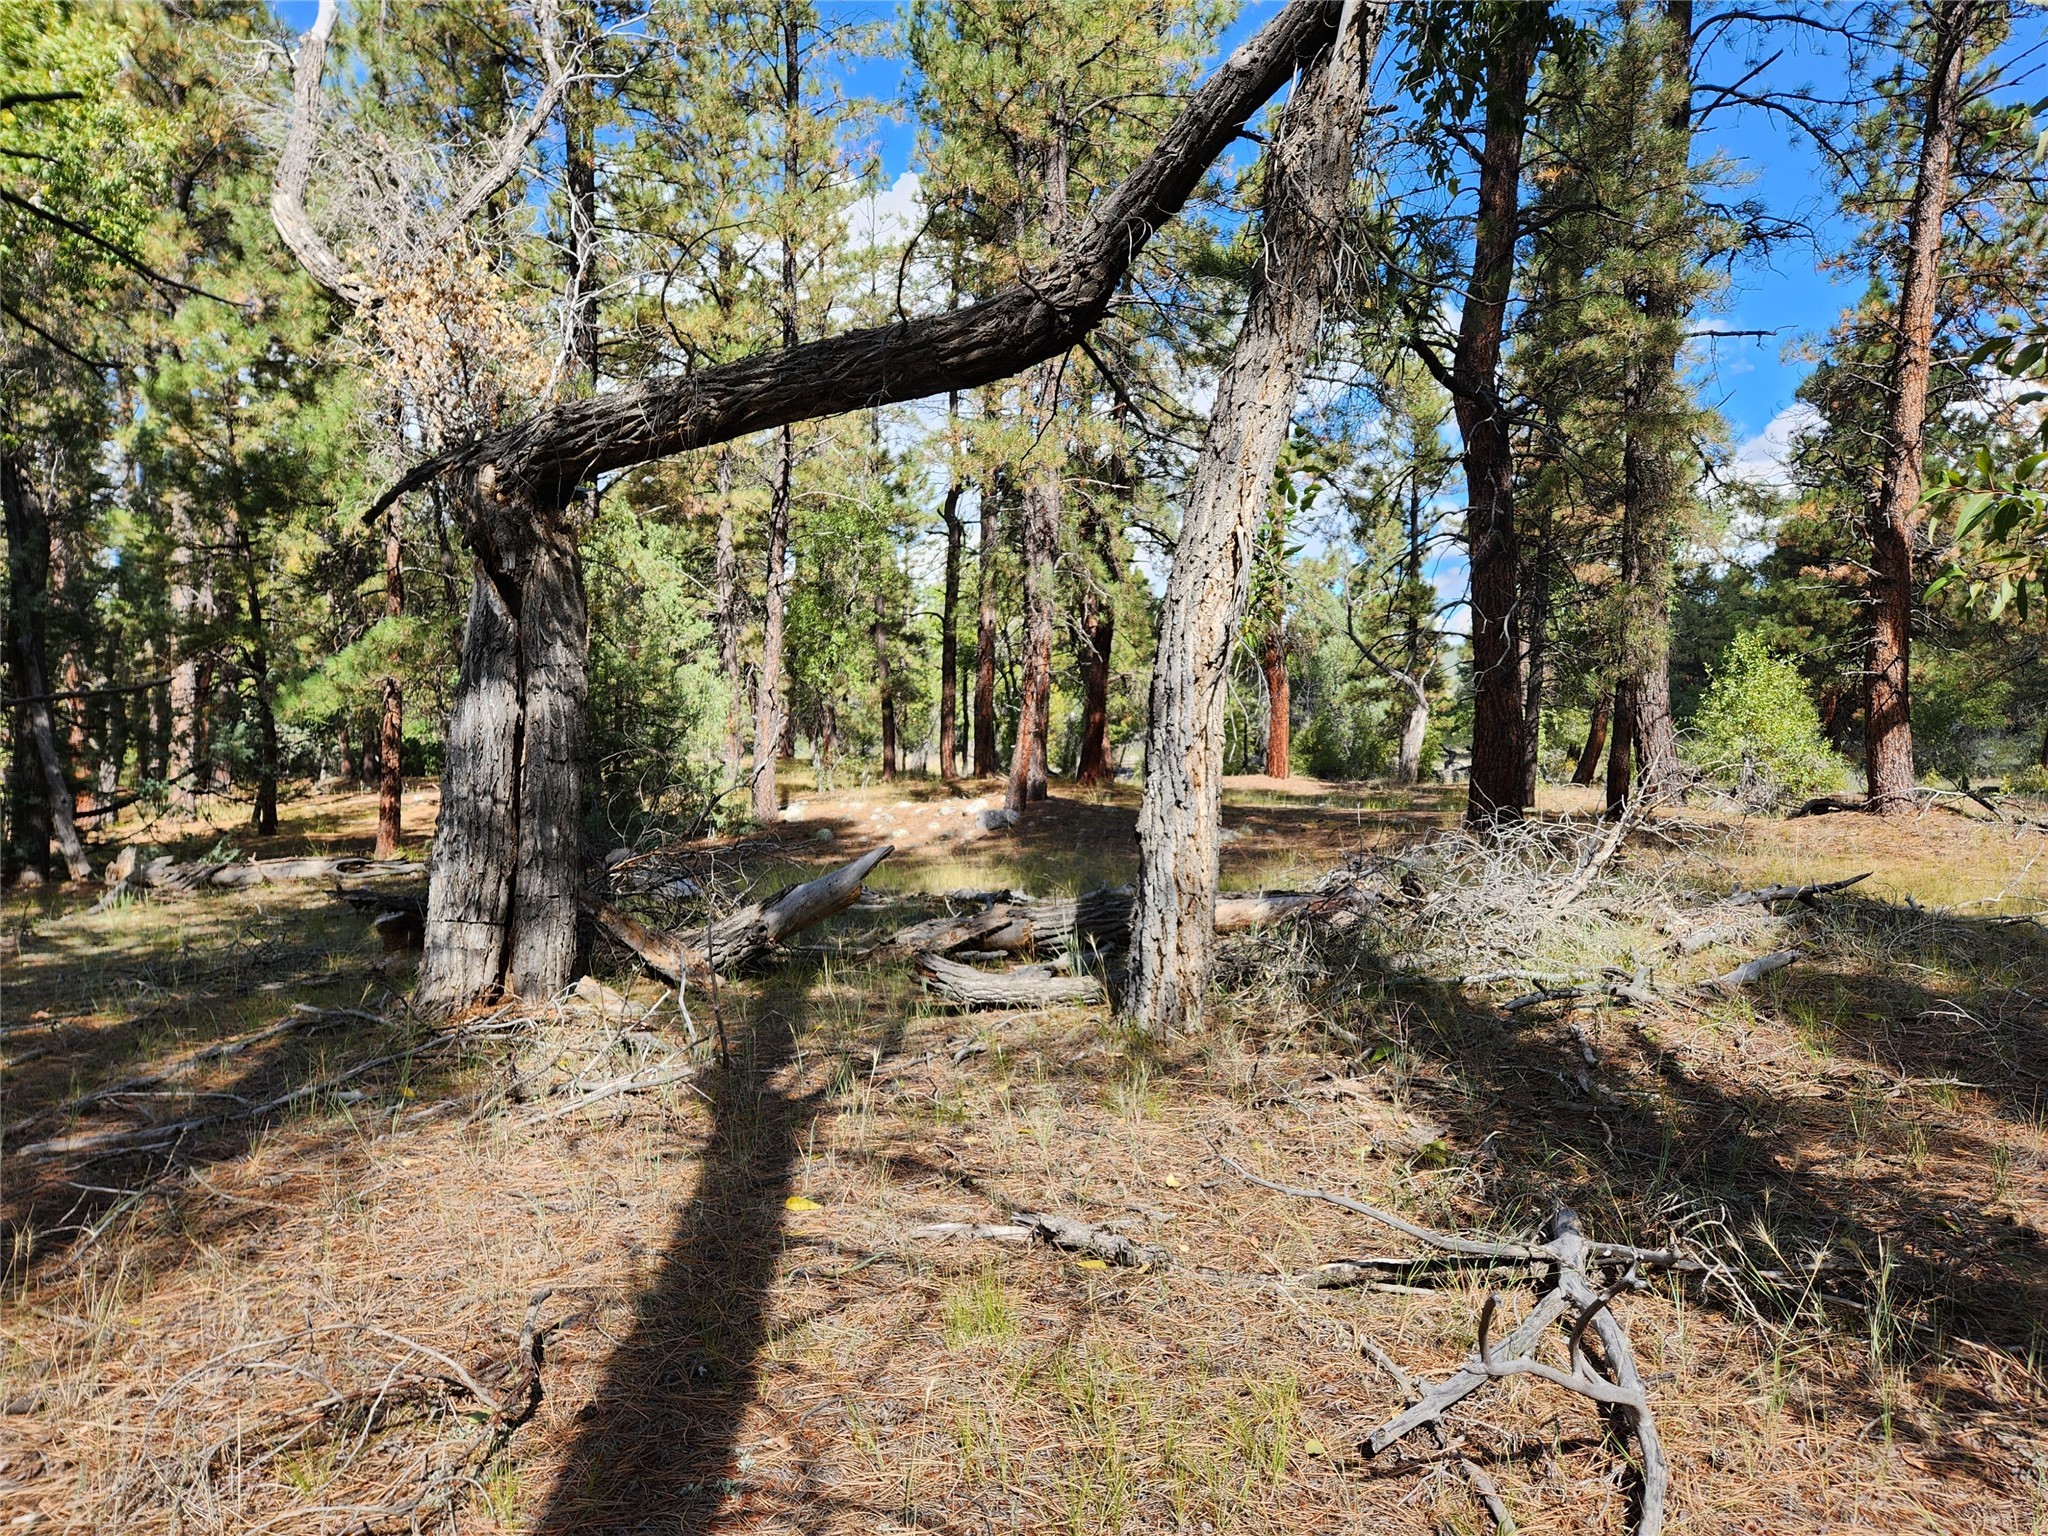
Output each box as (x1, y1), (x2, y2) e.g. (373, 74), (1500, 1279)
(275, 1), (2044, 482)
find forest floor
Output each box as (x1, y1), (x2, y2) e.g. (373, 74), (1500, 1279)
(3, 776), (2046, 1534)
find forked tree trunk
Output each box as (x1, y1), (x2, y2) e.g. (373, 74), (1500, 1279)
(2, 453), (93, 881)
(1573, 688), (1609, 785)
(1866, 0), (1971, 813)
(417, 478), (589, 1008)
(937, 476), (964, 779)
(1450, 11), (1540, 825)
(973, 479), (1003, 777)
(1126, 5), (1382, 1031)
(374, 500), (405, 857)
(1261, 631), (1290, 777)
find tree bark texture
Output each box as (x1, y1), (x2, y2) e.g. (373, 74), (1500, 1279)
(1518, 513), (1549, 809)
(368, 0), (1347, 517)
(1450, 12), (1540, 825)
(873, 605), (898, 780)
(1573, 687), (1609, 785)
(232, 513), (280, 836)
(1073, 439), (1122, 788)
(1125, 5), (1382, 1032)
(1006, 463), (1058, 811)
(938, 477), (964, 779)
(417, 480), (589, 1008)
(2, 453), (92, 880)
(712, 450), (744, 782)
(166, 492), (214, 812)
(375, 500), (405, 858)
(1865, 0), (1972, 812)
(752, 427), (793, 821)
(1261, 632), (1291, 777)
(973, 479), (1003, 777)
(1605, 678), (1637, 815)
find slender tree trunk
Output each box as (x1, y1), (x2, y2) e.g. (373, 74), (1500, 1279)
(2, 453), (92, 880)
(938, 477), (964, 779)
(1395, 466), (1431, 786)
(1261, 632), (1291, 777)
(1518, 515), (1550, 808)
(1074, 442), (1121, 789)
(713, 449), (744, 782)
(375, 499), (405, 857)
(1866, 0), (1971, 813)
(753, 15), (803, 825)
(1127, 7), (1381, 1031)
(1006, 131), (1070, 816)
(973, 477), (1002, 777)
(873, 605), (897, 780)
(1396, 683), (1428, 785)
(166, 493), (214, 812)
(1573, 688), (1609, 785)
(231, 515), (280, 836)
(418, 480), (588, 1008)
(1605, 678), (1636, 815)
(1448, 10), (1541, 825)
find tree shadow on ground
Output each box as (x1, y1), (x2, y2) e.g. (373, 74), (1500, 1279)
(529, 961), (927, 1535)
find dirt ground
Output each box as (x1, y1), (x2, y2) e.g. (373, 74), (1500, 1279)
(2, 776), (2045, 1533)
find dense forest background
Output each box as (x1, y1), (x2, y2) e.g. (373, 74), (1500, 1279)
(6, 0), (2048, 881)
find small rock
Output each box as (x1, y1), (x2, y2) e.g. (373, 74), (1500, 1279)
(978, 807), (1020, 831)
(812, 826), (836, 843)
(13, 867), (42, 890)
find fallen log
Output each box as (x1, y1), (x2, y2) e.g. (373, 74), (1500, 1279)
(1699, 948), (1800, 991)
(914, 952), (1107, 1008)
(591, 844), (894, 983)
(883, 885), (1313, 961)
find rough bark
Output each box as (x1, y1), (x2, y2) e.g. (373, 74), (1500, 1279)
(712, 450), (744, 782)
(2, 453), (92, 880)
(872, 605), (898, 780)
(973, 478), (1003, 777)
(1261, 631), (1291, 777)
(368, 0), (1348, 516)
(417, 481), (589, 1008)
(1448, 12), (1541, 825)
(1073, 447), (1120, 788)
(231, 513), (280, 836)
(1605, 678), (1636, 815)
(1866, 0), (1972, 813)
(375, 500), (405, 858)
(1519, 513), (1549, 809)
(938, 470), (964, 779)
(752, 426), (793, 821)
(1126, 6), (1382, 1032)
(166, 492), (214, 812)
(1573, 688), (1610, 786)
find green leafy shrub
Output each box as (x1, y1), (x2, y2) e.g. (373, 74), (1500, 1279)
(1685, 631), (1850, 805)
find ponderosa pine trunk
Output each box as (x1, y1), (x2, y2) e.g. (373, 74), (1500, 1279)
(1573, 688), (1609, 785)
(752, 428), (792, 822)
(1126, 4), (1381, 1031)
(1074, 429), (1124, 789)
(1261, 632), (1291, 778)
(1006, 127), (1070, 817)
(230, 514), (280, 836)
(938, 477), (964, 779)
(873, 604), (898, 780)
(1605, 678), (1636, 816)
(166, 492), (214, 813)
(2, 453), (93, 881)
(1518, 514), (1550, 809)
(1447, 10), (1540, 825)
(1866, 0), (1972, 813)
(374, 499), (405, 857)
(973, 478), (1003, 777)
(712, 451), (744, 782)
(418, 477), (588, 1008)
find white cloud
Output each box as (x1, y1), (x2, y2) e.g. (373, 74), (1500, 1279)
(843, 170), (924, 250)
(1729, 402), (1821, 490)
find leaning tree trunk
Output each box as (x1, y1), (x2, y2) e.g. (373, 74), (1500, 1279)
(2, 453), (93, 881)
(1126, 5), (1382, 1032)
(1866, 0), (1971, 813)
(418, 479), (589, 1008)
(1450, 10), (1540, 825)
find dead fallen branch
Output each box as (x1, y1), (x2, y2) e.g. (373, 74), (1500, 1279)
(1717, 872), (1869, 908)
(1013, 1211), (1170, 1267)
(591, 843), (894, 982)
(882, 884), (1313, 963)
(914, 952), (1108, 1008)
(1356, 1328), (1514, 1533)
(1699, 948), (1800, 991)
(1501, 968), (1655, 1014)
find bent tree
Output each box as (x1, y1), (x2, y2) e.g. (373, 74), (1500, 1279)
(1124, 3), (1385, 1033)
(343, 0), (1347, 1008)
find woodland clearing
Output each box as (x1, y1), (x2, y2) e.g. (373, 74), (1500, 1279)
(3, 779), (2044, 1534)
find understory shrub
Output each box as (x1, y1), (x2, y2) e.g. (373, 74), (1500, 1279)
(1684, 630), (1849, 805)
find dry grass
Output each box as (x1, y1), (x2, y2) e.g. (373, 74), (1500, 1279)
(3, 783), (2045, 1533)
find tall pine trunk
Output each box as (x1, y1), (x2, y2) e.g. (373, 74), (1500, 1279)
(375, 500), (405, 857)
(938, 478), (964, 779)
(973, 479), (1002, 776)
(231, 514), (280, 836)
(712, 451), (744, 782)
(166, 493), (214, 812)
(1866, 0), (1971, 812)
(1126, 6), (1381, 1030)
(1573, 688), (1609, 785)
(418, 478), (588, 1008)
(1074, 429), (1124, 788)
(1261, 633), (1290, 777)
(873, 603), (898, 780)
(1518, 512), (1550, 809)
(2, 453), (92, 881)
(1451, 12), (1540, 825)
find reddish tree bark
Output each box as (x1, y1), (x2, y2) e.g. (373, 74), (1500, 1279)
(1261, 633), (1290, 778)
